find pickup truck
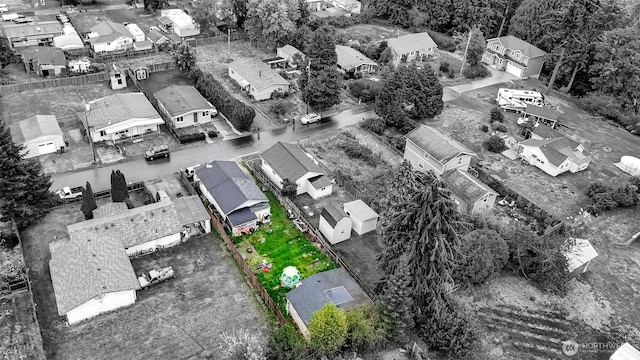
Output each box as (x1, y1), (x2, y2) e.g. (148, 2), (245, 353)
(56, 186), (83, 200)
(138, 266), (175, 289)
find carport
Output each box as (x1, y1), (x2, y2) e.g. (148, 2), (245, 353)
(173, 195), (211, 235)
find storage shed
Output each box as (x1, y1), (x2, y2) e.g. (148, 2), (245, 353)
(564, 238), (598, 276)
(343, 200), (378, 235)
(319, 203), (352, 244)
(10, 115), (65, 158)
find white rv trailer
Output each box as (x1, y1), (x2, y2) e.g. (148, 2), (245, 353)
(496, 88), (544, 107)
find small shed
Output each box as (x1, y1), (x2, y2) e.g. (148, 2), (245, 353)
(343, 200), (378, 235)
(319, 203), (352, 244)
(129, 61), (149, 80)
(564, 238), (598, 276)
(610, 343), (640, 360)
(109, 64), (127, 90)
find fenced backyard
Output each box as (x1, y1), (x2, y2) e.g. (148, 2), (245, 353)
(0, 72), (110, 95)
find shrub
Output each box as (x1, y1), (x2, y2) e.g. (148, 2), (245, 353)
(360, 89), (375, 102)
(360, 117), (386, 135)
(493, 123), (508, 132)
(177, 132), (206, 144)
(487, 135), (507, 152)
(586, 180), (639, 213)
(454, 229), (509, 284)
(426, 30), (456, 52)
(580, 92), (626, 121)
(308, 304), (348, 357)
(194, 70), (255, 131)
(586, 181), (612, 197)
(439, 61), (450, 73)
(267, 324), (307, 360)
(269, 99), (288, 116)
(612, 184), (639, 207)
(219, 329), (267, 360)
(207, 130), (218, 138)
(345, 305), (386, 352)
(385, 134), (406, 152)
(420, 302), (479, 357)
(481, 124), (489, 132)
(271, 90), (286, 99)
(490, 107), (504, 123)
(349, 81), (367, 98)
(462, 64), (490, 79)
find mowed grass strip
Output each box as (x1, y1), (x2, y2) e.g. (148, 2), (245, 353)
(234, 192), (336, 311)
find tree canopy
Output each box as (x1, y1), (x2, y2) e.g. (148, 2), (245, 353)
(80, 181), (97, 220)
(174, 43), (197, 79)
(245, 0), (300, 48)
(299, 26), (342, 110)
(307, 303), (348, 356)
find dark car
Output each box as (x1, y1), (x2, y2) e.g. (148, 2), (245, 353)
(145, 145), (170, 161)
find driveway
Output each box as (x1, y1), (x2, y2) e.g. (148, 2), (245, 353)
(444, 66), (518, 102)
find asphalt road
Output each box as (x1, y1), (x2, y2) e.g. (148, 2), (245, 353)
(51, 106), (375, 191)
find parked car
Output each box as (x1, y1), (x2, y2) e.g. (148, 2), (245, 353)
(145, 145), (170, 161)
(301, 113), (321, 125)
(55, 186), (83, 200)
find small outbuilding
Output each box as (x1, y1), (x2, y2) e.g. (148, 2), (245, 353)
(319, 203), (352, 244)
(610, 343), (640, 360)
(173, 195), (212, 235)
(10, 115), (65, 158)
(343, 200), (378, 235)
(109, 64), (127, 90)
(564, 238), (598, 276)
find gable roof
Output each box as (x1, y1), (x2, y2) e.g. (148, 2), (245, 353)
(229, 59), (290, 91)
(195, 161), (267, 218)
(524, 106), (560, 122)
(53, 30), (84, 50)
(85, 93), (161, 128)
(10, 114), (62, 144)
(49, 235), (139, 316)
(443, 170), (497, 209)
(155, 85), (212, 118)
(531, 123), (563, 139)
(335, 45), (376, 70)
(93, 202), (129, 219)
(261, 142), (325, 182)
(285, 268), (372, 325)
(2, 21), (62, 38)
(147, 28), (168, 43)
(520, 137), (588, 167)
(405, 125), (476, 164)
(278, 44), (304, 58)
(66, 201), (183, 249)
(343, 200), (378, 221)
(173, 195), (210, 225)
(22, 46), (66, 66)
(386, 32), (437, 55)
(89, 21), (132, 44)
(490, 35), (547, 58)
(320, 203), (348, 227)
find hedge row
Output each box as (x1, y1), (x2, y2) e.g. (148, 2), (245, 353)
(194, 69), (255, 132)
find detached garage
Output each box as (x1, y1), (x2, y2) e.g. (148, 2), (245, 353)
(343, 200), (378, 235)
(10, 115), (64, 158)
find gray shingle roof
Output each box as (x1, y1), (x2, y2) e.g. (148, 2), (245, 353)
(261, 142), (325, 182)
(285, 268), (372, 325)
(320, 203), (348, 228)
(49, 235), (139, 316)
(405, 125), (476, 164)
(67, 201), (183, 249)
(195, 161), (267, 218)
(442, 170), (496, 211)
(2, 21), (62, 39)
(85, 93), (161, 128)
(524, 106), (560, 122)
(386, 32), (437, 55)
(491, 35), (547, 58)
(89, 21), (132, 44)
(154, 85), (212, 118)
(229, 58), (290, 91)
(93, 202), (129, 219)
(335, 45), (376, 71)
(22, 47), (66, 66)
(173, 195), (210, 225)
(227, 207), (257, 227)
(10, 114), (62, 144)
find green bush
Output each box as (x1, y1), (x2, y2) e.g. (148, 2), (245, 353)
(345, 305), (386, 352)
(487, 135), (507, 152)
(269, 99), (289, 116)
(426, 30), (456, 52)
(439, 61), (450, 73)
(194, 70), (255, 131)
(267, 324), (307, 360)
(580, 92), (627, 122)
(207, 130), (218, 138)
(493, 123), (508, 132)
(586, 180), (639, 213)
(481, 124), (489, 132)
(360, 117), (386, 135)
(462, 64), (489, 79)
(490, 107), (504, 123)
(454, 229), (509, 284)
(308, 304), (348, 357)
(420, 303), (479, 357)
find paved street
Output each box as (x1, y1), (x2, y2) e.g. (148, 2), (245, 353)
(51, 106), (375, 191)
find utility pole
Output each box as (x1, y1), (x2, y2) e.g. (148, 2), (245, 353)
(306, 58), (311, 115)
(546, 47), (565, 94)
(82, 98), (97, 164)
(227, 27), (231, 56)
(460, 28), (473, 77)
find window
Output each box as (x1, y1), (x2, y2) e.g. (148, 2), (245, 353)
(202, 111), (208, 117)
(193, 113), (198, 123)
(418, 163), (424, 169)
(277, 87), (283, 91)
(458, 157), (463, 164)
(176, 116), (184, 123)
(410, 51), (415, 56)
(107, 42), (111, 46)
(99, 130), (106, 136)
(117, 79), (122, 85)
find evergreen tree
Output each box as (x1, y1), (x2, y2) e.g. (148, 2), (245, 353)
(299, 26), (342, 110)
(0, 119), (55, 229)
(173, 43), (197, 79)
(111, 170), (129, 203)
(378, 257), (414, 342)
(80, 181), (97, 220)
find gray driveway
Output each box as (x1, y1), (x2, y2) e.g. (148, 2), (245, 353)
(444, 66), (518, 102)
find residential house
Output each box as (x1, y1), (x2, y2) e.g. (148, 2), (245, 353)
(83, 93), (164, 143)
(53, 25), (84, 50)
(319, 203), (352, 244)
(193, 161), (271, 236)
(22, 46), (66, 76)
(518, 125), (591, 176)
(260, 142), (333, 199)
(442, 169), (497, 215)
(329, 0), (361, 14)
(147, 28), (180, 46)
(335, 45), (377, 74)
(386, 32), (437, 67)
(109, 64), (127, 90)
(228, 59), (290, 101)
(67, 200), (185, 257)
(68, 57), (91, 73)
(343, 200), (378, 235)
(125, 23), (145, 42)
(522, 106), (561, 129)
(276, 45), (304, 68)
(1, 20), (62, 48)
(404, 125), (476, 176)
(154, 85), (215, 129)
(159, 9), (199, 37)
(87, 21), (134, 53)
(49, 234), (140, 325)
(482, 35), (547, 79)
(10, 114), (65, 158)
(133, 39), (153, 51)
(286, 268), (372, 336)
(564, 238), (598, 277)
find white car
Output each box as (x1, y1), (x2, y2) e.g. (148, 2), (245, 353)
(300, 113), (321, 125)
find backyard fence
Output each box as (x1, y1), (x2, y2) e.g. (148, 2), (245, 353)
(0, 71), (110, 95)
(92, 48), (158, 62)
(333, 169), (379, 214)
(187, 30), (248, 47)
(179, 170), (287, 325)
(55, 181), (146, 206)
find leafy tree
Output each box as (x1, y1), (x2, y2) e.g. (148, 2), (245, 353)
(296, 0), (310, 26)
(267, 324), (307, 360)
(143, 0), (167, 12)
(280, 178), (297, 197)
(465, 27), (486, 66)
(345, 304), (386, 352)
(487, 135), (507, 152)
(0, 119), (55, 229)
(419, 301), (479, 357)
(454, 229), (509, 284)
(299, 26), (342, 110)
(245, 0), (300, 48)
(80, 181), (97, 220)
(307, 303), (347, 356)
(304, 25), (338, 68)
(173, 43), (197, 79)
(490, 107), (504, 123)
(0, 38), (18, 69)
(368, 0), (414, 27)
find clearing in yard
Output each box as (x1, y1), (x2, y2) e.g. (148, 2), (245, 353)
(137, 69), (195, 96)
(20, 195), (269, 360)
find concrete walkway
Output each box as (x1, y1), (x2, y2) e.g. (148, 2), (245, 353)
(444, 67), (517, 102)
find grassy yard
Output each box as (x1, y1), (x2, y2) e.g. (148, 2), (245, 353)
(233, 192), (336, 312)
(137, 69), (195, 96)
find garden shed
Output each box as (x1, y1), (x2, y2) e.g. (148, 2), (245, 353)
(319, 203), (351, 244)
(343, 200), (378, 235)
(564, 238), (598, 276)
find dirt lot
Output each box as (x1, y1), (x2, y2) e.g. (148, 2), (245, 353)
(20, 194), (269, 359)
(335, 24), (412, 43)
(0, 291), (46, 360)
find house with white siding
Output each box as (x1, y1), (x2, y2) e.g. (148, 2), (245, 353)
(87, 21), (134, 53)
(154, 85), (215, 129)
(442, 169), (497, 215)
(228, 59), (290, 101)
(403, 125), (476, 176)
(159, 9), (199, 37)
(386, 32), (437, 67)
(10, 115), (65, 158)
(518, 124), (590, 176)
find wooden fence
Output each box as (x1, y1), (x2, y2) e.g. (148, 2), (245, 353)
(179, 170), (287, 325)
(92, 48), (158, 62)
(0, 71), (110, 95)
(187, 30), (248, 47)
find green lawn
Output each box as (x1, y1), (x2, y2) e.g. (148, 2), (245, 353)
(233, 192), (337, 311)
